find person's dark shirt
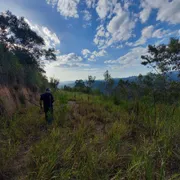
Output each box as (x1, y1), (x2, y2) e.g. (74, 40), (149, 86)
(40, 92), (54, 112)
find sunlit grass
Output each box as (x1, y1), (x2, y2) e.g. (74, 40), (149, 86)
(1, 90), (180, 179)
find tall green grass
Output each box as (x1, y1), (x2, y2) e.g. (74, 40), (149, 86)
(1, 91), (180, 179)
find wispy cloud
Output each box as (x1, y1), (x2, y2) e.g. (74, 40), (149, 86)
(105, 46), (147, 67)
(94, 2), (136, 49)
(139, 0), (180, 24)
(134, 25), (154, 46)
(46, 0), (80, 18)
(81, 49), (107, 61)
(25, 19), (60, 49)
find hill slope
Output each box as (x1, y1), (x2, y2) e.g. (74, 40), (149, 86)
(1, 91), (180, 179)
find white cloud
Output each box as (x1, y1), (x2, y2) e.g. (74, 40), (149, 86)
(135, 27), (179, 47)
(141, 25), (154, 38)
(115, 44), (123, 49)
(82, 10), (92, 28)
(154, 30), (180, 45)
(93, 25), (109, 48)
(81, 49), (91, 58)
(88, 54), (97, 62)
(134, 25), (154, 46)
(81, 48), (107, 61)
(25, 19), (60, 48)
(140, 0), (180, 24)
(104, 60), (117, 64)
(83, 22), (92, 28)
(46, 0), (80, 18)
(42, 27), (60, 46)
(125, 42), (133, 47)
(83, 10), (92, 21)
(119, 47), (147, 66)
(46, 0), (58, 7)
(107, 5), (135, 42)
(94, 2), (136, 49)
(93, 49), (107, 57)
(157, 0), (180, 24)
(139, 6), (151, 23)
(46, 52), (91, 68)
(152, 28), (169, 38)
(86, 0), (96, 8)
(57, 53), (82, 63)
(106, 3), (136, 45)
(61, 63), (90, 68)
(123, 0), (132, 10)
(105, 47), (147, 67)
(88, 49), (107, 61)
(96, 0), (117, 19)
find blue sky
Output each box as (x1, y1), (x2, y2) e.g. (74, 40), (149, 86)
(0, 0), (180, 81)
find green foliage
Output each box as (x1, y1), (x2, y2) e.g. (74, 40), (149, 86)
(86, 75), (96, 89)
(141, 38), (180, 74)
(65, 77), (96, 95)
(104, 70), (114, 96)
(0, 11), (56, 61)
(1, 91), (180, 179)
(0, 108), (46, 179)
(0, 11), (56, 90)
(75, 79), (86, 89)
(49, 77), (60, 90)
(0, 43), (49, 89)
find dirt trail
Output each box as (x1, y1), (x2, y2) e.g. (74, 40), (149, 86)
(5, 124), (48, 180)
(4, 101), (75, 180)
(10, 145), (31, 180)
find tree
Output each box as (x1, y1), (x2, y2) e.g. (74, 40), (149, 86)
(86, 75), (96, 89)
(141, 38), (180, 75)
(0, 11), (56, 75)
(49, 78), (59, 90)
(0, 11), (56, 89)
(103, 70), (114, 96)
(0, 11), (56, 62)
(75, 79), (85, 89)
(141, 38), (180, 103)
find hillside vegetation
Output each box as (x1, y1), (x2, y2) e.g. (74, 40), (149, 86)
(0, 11), (56, 92)
(1, 91), (180, 179)
(0, 11), (58, 115)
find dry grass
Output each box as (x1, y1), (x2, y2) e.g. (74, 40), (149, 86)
(1, 91), (180, 179)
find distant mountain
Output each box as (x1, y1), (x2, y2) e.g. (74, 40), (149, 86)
(59, 81), (75, 88)
(58, 76), (137, 88)
(59, 71), (180, 89)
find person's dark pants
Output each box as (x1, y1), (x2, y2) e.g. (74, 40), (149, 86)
(44, 107), (54, 124)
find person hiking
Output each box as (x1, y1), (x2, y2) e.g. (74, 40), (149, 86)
(40, 88), (54, 124)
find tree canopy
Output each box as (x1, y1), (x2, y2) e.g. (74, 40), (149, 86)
(141, 38), (180, 75)
(0, 11), (56, 91)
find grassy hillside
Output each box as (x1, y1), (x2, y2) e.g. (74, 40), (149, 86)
(1, 90), (180, 179)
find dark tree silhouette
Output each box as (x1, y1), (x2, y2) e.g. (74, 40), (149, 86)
(75, 79), (85, 89)
(0, 11), (56, 63)
(141, 38), (180, 75)
(86, 75), (96, 89)
(104, 70), (114, 96)
(49, 78), (60, 90)
(0, 11), (56, 90)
